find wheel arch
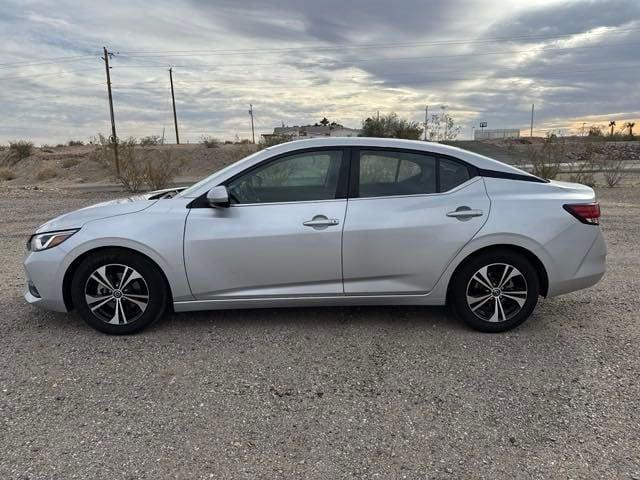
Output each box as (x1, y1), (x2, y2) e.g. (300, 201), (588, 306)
(446, 244), (549, 301)
(62, 246), (174, 312)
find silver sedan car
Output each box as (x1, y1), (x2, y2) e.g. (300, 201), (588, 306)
(24, 138), (606, 334)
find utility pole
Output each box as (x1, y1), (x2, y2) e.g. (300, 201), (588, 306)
(102, 46), (119, 176)
(530, 104), (535, 137)
(169, 68), (180, 144)
(249, 104), (255, 144)
(423, 105), (429, 141)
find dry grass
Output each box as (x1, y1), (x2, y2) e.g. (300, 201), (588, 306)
(36, 165), (58, 181)
(62, 157), (80, 168)
(0, 167), (16, 181)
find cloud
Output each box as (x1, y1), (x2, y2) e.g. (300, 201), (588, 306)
(0, 0), (638, 144)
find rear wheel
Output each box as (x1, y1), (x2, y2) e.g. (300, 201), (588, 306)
(71, 250), (168, 334)
(450, 251), (539, 332)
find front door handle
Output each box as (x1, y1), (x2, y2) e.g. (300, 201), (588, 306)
(303, 215), (340, 228)
(447, 207), (483, 219)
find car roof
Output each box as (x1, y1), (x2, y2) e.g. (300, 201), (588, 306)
(263, 137), (532, 177)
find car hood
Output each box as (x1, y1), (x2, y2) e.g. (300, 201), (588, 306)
(35, 188), (184, 233)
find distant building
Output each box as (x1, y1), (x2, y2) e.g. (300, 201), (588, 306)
(474, 128), (520, 140)
(264, 124), (361, 140)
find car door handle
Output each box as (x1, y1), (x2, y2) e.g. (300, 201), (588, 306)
(303, 216), (340, 228)
(447, 207), (483, 219)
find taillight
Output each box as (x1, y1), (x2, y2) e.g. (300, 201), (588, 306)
(563, 203), (600, 225)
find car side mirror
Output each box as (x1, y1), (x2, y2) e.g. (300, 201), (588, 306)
(206, 186), (230, 208)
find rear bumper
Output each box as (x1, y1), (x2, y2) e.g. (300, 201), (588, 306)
(547, 228), (606, 297)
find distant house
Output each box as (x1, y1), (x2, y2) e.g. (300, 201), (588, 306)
(264, 124), (361, 140)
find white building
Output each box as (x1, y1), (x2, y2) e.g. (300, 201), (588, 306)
(264, 124), (361, 140)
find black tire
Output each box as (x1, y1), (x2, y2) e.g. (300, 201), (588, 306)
(449, 250), (539, 333)
(71, 249), (168, 334)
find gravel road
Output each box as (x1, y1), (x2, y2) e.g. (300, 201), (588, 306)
(0, 186), (639, 479)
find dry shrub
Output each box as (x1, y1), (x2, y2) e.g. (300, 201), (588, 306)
(62, 157), (80, 168)
(91, 134), (184, 191)
(7, 140), (34, 164)
(518, 133), (564, 179)
(91, 134), (146, 192)
(117, 141), (146, 192)
(258, 134), (293, 150)
(145, 148), (185, 190)
(200, 135), (220, 148)
(140, 135), (161, 146)
(0, 167), (15, 180)
(599, 157), (627, 187)
(67, 140), (84, 146)
(568, 143), (596, 187)
(36, 165), (58, 181)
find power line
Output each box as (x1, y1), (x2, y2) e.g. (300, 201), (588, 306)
(116, 25), (640, 56)
(107, 64), (640, 93)
(108, 40), (640, 71)
(0, 54), (97, 69)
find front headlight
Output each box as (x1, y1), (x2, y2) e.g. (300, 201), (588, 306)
(27, 229), (79, 252)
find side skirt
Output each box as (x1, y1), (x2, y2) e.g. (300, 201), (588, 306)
(173, 293), (446, 312)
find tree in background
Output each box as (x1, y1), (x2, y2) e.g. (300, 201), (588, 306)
(623, 121), (635, 138)
(427, 107), (461, 141)
(588, 125), (604, 137)
(360, 112), (423, 140)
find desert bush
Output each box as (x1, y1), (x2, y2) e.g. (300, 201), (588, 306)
(200, 135), (221, 148)
(520, 133), (564, 179)
(36, 165), (58, 181)
(8, 140), (34, 163)
(67, 140), (84, 146)
(91, 134), (146, 192)
(0, 167), (16, 180)
(140, 135), (162, 146)
(568, 143), (597, 187)
(145, 148), (185, 190)
(55, 143), (64, 148)
(361, 112), (424, 140)
(62, 157), (80, 168)
(258, 134), (294, 150)
(598, 157), (627, 187)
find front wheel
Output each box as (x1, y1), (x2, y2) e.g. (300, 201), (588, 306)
(450, 251), (539, 333)
(71, 249), (168, 334)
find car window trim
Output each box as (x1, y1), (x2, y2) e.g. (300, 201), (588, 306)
(349, 146), (475, 199)
(188, 146), (349, 208)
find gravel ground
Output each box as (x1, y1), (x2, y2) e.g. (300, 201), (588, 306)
(0, 185), (639, 479)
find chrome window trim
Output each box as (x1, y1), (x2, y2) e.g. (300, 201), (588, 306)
(228, 198), (348, 208)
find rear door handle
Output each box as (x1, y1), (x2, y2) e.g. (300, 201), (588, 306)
(303, 215), (340, 228)
(447, 207), (483, 219)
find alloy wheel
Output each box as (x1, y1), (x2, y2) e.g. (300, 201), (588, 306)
(84, 264), (149, 325)
(465, 263), (528, 323)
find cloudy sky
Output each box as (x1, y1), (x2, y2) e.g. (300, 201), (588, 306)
(1, 0), (639, 144)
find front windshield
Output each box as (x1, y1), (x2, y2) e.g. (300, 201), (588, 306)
(176, 149), (265, 197)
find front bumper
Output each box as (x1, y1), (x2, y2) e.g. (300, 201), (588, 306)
(23, 249), (70, 313)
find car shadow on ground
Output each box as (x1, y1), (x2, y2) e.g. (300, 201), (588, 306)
(159, 304), (479, 337)
(31, 303), (468, 335)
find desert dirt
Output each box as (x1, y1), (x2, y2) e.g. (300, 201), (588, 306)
(0, 183), (639, 479)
